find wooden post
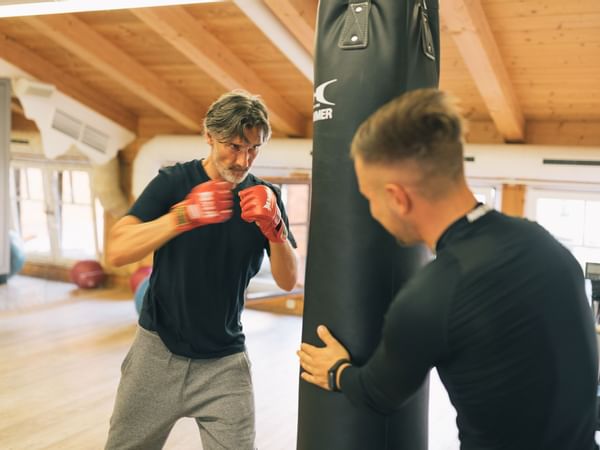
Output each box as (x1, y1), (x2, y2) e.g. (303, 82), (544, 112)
(501, 184), (526, 217)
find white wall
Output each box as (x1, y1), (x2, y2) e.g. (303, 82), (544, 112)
(132, 136), (313, 197)
(132, 136), (600, 197)
(464, 144), (600, 187)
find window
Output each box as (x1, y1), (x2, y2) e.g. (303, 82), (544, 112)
(58, 169), (104, 260)
(10, 166), (51, 256)
(280, 181), (310, 286)
(468, 182), (500, 209)
(9, 160), (104, 264)
(526, 188), (600, 270)
(252, 178), (311, 289)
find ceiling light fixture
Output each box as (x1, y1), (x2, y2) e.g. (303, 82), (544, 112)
(0, 0), (223, 18)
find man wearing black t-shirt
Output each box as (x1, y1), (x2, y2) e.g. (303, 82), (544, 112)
(298, 89), (598, 449)
(105, 90), (297, 450)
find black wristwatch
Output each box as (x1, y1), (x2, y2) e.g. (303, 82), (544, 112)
(327, 358), (351, 392)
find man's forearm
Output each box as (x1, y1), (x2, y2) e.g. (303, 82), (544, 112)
(106, 214), (181, 267)
(268, 239), (298, 291)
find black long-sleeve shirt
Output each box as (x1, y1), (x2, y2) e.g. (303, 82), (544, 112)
(341, 206), (598, 450)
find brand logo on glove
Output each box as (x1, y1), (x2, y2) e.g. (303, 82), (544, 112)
(263, 198), (272, 211)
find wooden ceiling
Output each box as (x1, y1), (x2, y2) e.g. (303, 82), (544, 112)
(2, 0), (600, 146)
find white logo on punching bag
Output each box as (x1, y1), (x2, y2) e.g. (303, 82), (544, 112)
(313, 79), (337, 122)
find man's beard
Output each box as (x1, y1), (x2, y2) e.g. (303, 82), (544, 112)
(215, 160), (248, 184)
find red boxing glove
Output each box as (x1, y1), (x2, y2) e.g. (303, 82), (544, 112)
(171, 180), (233, 231)
(239, 185), (288, 243)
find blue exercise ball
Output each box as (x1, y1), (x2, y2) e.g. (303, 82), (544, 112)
(9, 230), (26, 278)
(134, 275), (150, 315)
(0, 231), (25, 284)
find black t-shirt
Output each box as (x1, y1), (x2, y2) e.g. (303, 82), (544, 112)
(128, 160), (296, 358)
(341, 206), (598, 450)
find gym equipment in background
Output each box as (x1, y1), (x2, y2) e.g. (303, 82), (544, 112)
(134, 275), (150, 315)
(130, 265), (152, 293)
(70, 260), (106, 289)
(0, 230), (26, 284)
(298, 1), (440, 449)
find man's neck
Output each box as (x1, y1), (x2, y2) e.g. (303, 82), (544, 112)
(202, 157), (219, 180)
(420, 187), (479, 251)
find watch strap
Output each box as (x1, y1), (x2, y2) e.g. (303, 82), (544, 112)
(327, 358), (351, 392)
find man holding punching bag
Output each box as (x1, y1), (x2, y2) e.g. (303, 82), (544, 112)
(299, 88), (598, 449)
(105, 90), (297, 450)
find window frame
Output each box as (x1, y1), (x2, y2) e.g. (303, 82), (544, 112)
(525, 185), (600, 270)
(467, 179), (502, 210)
(261, 176), (311, 287)
(9, 157), (103, 265)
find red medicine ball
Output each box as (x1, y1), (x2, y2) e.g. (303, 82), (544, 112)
(70, 260), (106, 289)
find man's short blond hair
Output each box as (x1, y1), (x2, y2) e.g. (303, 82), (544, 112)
(351, 89), (466, 199)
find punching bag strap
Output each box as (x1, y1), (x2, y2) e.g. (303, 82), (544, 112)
(338, 1), (370, 50)
(419, 0), (436, 61)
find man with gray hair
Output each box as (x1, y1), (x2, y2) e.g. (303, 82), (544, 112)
(106, 90), (297, 449)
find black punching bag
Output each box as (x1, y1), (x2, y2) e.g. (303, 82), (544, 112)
(298, 1), (440, 449)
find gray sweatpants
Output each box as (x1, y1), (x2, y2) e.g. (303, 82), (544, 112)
(105, 326), (255, 450)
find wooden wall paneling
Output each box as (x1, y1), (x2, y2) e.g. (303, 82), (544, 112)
(525, 121), (600, 147)
(465, 120), (600, 146)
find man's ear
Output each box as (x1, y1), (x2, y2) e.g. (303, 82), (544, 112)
(384, 182), (411, 216)
(205, 132), (213, 146)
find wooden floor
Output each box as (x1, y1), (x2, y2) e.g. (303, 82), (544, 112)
(0, 275), (460, 450)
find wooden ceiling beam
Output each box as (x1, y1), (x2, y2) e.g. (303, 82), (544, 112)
(22, 14), (202, 132)
(0, 32), (136, 132)
(262, 0), (317, 56)
(441, 0), (525, 142)
(131, 6), (305, 137)
(233, 0), (313, 82)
